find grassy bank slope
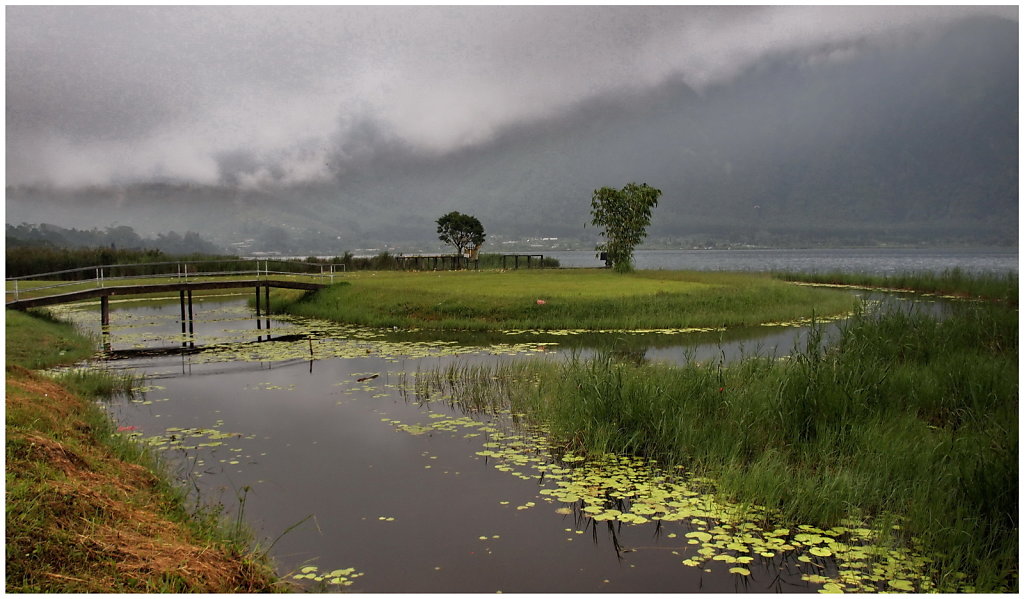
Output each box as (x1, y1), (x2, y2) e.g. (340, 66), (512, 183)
(6, 310), (280, 592)
(279, 269), (858, 330)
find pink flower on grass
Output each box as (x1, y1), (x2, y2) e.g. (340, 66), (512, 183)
(536, 299), (546, 305)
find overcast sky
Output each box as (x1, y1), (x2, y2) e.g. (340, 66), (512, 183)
(6, 5), (1016, 190)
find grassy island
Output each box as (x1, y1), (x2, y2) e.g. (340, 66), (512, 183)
(277, 269), (859, 330)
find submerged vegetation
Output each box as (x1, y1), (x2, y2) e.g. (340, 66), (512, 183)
(5, 309), (281, 592)
(279, 269), (858, 331)
(418, 282), (1018, 592)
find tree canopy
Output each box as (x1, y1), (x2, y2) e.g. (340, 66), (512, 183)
(590, 182), (662, 273)
(436, 211), (486, 256)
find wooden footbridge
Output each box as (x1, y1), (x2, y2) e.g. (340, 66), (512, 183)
(6, 260), (335, 336)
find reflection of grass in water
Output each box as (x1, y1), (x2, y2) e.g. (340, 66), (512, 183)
(415, 301), (1018, 592)
(276, 269), (858, 331)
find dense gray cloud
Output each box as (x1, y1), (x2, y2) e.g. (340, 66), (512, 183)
(6, 5), (1015, 188)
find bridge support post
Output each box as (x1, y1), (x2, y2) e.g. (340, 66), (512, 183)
(264, 285), (271, 337)
(255, 285), (262, 339)
(100, 295), (111, 351)
(187, 289), (194, 348)
(179, 290), (187, 347)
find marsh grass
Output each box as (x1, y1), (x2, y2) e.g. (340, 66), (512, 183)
(281, 269), (858, 330)
(50, 367), (140, 399)
(5, 310), (282, 592)
(425, 301), (1018, 591)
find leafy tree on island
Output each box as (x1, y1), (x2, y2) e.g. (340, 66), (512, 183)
(436, 211), (486, 258)
(589, 182), (662, 273)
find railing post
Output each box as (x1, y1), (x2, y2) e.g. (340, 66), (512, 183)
(13, 280), (19, 301)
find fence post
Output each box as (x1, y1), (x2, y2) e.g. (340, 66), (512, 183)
(13, 280), (19, 301)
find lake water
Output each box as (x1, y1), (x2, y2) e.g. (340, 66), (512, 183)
(70, 298), (856, 593)
(53, 250), (995, 592)
(545, 247), (1018, 273)
(78, 300), (822, 593)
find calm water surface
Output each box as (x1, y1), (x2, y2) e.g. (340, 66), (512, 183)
(59, 296), (839, 593)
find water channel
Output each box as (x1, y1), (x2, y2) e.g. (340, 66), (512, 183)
(53, 289), (945, 593)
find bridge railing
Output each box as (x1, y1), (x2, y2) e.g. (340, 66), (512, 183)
(5, 259), (344, 302)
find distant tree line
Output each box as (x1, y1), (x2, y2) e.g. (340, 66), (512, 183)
(4, 246), (241, 279)
(6, 223), (223, 255)
(302, 251), (559, 271)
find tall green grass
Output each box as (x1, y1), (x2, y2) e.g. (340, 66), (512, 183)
(425, 301), (1018, 591)
(281, 269), (859, 330)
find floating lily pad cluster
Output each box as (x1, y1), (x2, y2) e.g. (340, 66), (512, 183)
(123, 423), (259, 477)
(500, 327), (723, 336)
(292, 565), (363, 587)
(246, 381), (296, 391)
(381, 414), (502, 440)
(137, 424), (255, 450)
(383, 406), (949, 593)
(758, 311), (853, 328)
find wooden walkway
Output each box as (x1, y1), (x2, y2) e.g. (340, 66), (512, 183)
(5, 279), (325, 311)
